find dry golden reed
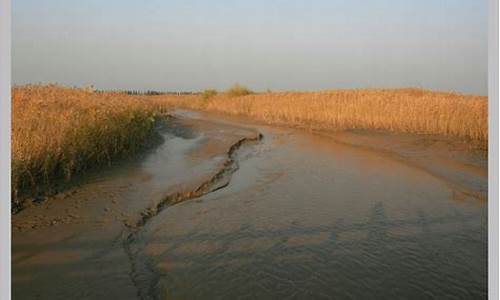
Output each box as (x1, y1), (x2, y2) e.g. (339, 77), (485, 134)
(11, 84), (171, 205)
(155, 88), (487, 147)
(12, 85), (487, 208)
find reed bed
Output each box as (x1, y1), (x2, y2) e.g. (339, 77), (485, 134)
(156, 88), (488, 147)
(11, 85), (174, 206)
(12, 85), (487, 208)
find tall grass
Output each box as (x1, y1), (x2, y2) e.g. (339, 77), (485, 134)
(156, 88), (488, 147)
(12, 85), (487, 209)
(11, 85), (170, 207)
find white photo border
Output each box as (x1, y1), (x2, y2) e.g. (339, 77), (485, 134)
(489, 0), (499, 299)
(0, 1), (498, 300)
(0, 0), (11, 299)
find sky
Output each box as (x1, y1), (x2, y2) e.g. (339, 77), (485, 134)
(13, 0), (488, 95)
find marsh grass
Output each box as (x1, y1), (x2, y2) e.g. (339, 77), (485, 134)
(12, 85), (487, 209)
(156, 88), (487, 147)
(11, 85), (169, 208)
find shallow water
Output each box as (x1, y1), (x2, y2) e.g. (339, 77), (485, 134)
(131, 114), (487, 300)
(12, 111), (487, 300)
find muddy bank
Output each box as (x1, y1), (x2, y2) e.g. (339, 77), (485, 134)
(176, 109), (487, 202)
(12, 110), (487, 299)
(313, 129), (487, 202)
(11, 116), (170, 215)
(12, 115), (261, 299)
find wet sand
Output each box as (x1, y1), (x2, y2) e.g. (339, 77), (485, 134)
(12, 110), (487, 299)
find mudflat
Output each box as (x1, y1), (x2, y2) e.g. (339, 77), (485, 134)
(12, 110), (487, 299)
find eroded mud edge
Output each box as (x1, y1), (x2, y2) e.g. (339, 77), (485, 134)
(122, 131), (263, 299)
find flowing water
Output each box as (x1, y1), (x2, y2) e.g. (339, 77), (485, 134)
(12, 111), (487, 300)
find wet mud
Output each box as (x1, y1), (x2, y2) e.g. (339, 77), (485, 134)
(12, 110), (487, 300)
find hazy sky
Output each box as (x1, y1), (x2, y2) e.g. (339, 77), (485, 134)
(13, 0), (488, 94)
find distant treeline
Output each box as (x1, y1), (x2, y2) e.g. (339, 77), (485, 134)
(121, 90), (201, 96)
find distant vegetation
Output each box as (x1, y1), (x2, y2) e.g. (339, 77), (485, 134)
(125, 90), (165, 96)
(202, 89), (218, 100)
(123, 90), (198, 96)
(159, 88), (487, 147)
(225, 84), (253, 97)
